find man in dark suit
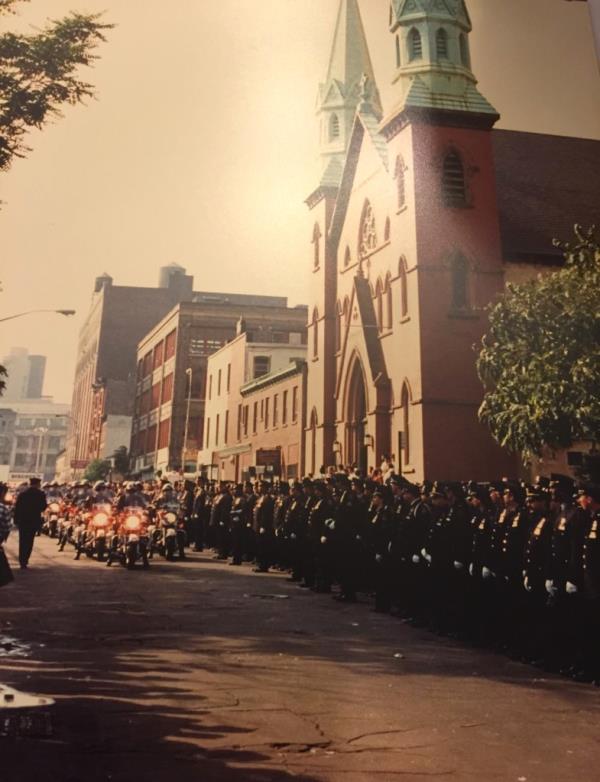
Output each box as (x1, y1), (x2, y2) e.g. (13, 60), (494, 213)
(14, 477), (47, 569)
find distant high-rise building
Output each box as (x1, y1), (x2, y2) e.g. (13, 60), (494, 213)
(2, 347), (47, 401)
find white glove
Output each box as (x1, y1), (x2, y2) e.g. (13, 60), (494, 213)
(375, 553), (383, 563)
(453, 561), (464, 571)
(412, 554), (420, 565)
(290, 533), (297, 540)
(388, 541), (393, 553)
(356, 534), (362, 541)
(421, 548), (432, 564)
(246, 523), (252, 528)
(482, 566), (493, 580)
(469, 563), (475, 577)
(259, 527), (265, 535)
(320, 536), (327, 544)
(524, 576), (532, 592)
(545, 579), (557, 596)
(566, 581), (578, 595)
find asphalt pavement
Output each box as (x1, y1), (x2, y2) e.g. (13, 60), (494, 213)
(1, 534), (599, 782)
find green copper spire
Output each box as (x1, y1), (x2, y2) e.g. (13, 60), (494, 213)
(317, 0), (382, 187)
(388, 0), (498, 120)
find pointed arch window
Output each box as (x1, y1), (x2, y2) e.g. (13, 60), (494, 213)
(395, 155), (406, 209)
(343, 297), (350, 329)
(450, 255), (469, 311)
(312, 222), (322, 268)
(399, 256), (409, 319)
(329, 113), (340, 141)
(335, 301), (342, 353)
(401, 383), (411, 468)
(409, 28), (422, 61)
(375, 278), (384, 334)
(395, 35), (401, 68)
(459, 33), (471, 68)
(442, 150), (467, 207)
(344, 245), (351, 267)
(358, 199), (377, 258)
(436, 28), (448, 59)
(384, 216), (391, 242)
(385, 274), (393, 330)
(312, 308), (319, 358)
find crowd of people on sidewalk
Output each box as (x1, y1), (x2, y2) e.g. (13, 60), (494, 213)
(1, 465), (600, 684)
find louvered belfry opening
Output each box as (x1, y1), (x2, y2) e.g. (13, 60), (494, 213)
(442, 151), (467, 206)
(409, 28), (422, 61)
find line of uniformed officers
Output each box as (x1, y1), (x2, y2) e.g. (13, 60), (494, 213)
(187, 472), (600, 685)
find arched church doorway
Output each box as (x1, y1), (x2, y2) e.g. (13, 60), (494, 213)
(346, 359), (368, 474)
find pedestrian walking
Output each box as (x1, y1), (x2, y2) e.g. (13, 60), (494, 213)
(0, 482), (14, 586)
(13, 476), (47, 569)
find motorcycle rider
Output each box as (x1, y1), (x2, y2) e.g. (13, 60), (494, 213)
(116, 481), (148, 511)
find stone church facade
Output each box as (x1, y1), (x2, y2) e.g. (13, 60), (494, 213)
(303, 0), (600, 482)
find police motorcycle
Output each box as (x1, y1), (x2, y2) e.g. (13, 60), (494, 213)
(43, 498), (63, 538)
(106, 506), (150, 569)
(148, 484), (186, 561)
(75, 504), (114, 561)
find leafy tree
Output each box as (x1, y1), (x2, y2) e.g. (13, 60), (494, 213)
(0, 0), (112, 172)
(84, 458), (111, 482)
(111, 445), (129, 476)
(477, 225), (600, 462)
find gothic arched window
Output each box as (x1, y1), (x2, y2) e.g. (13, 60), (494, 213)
(409, 28), (422, 61)
(344, 246), (351, 267)
(436, 28), (448, 59)
(395, 155), (406, 209)
(442, 151), (467, 207)
(375, 278), (384, 333)
(451, 255), (469, 311)
(401, 383), (411, 467)
(384, 216), (391, 242)
(459, 33), (471, 68)
(395, 35), (401, 68)
(358, 200), (377, 258)
(312, 308), (319, 357)
(312, 222), (321, 268)
(329, 113), (340, 141)
(399, 256), (409, 318)
(335, 301), (342, 352)
(385, 273), (393, 330)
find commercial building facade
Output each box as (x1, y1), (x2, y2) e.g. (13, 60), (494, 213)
(131, 300), (307, 477)
(198, 331), (307, 482)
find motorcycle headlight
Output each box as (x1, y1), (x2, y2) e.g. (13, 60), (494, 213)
(165, 512), (177, 524)
(125, 516), (141, 531)
(49, 503), (61, 513)
(93, 513), (109, 526)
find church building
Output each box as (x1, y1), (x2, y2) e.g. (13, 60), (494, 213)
(304, 0), (600, 481)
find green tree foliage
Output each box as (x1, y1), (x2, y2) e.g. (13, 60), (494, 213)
(0, 0), (111, 171)
(84, 458), (111, 482)
(477, 225), (600, 462)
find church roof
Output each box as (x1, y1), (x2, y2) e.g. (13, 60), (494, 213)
(492, 129), (600, 263)
(402, 75), (498, 117)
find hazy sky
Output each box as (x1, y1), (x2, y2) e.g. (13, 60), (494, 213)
(0, 0), (598, 403)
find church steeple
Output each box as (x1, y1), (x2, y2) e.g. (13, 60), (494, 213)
(388, 0), (498, 122)
(317, 0), (382, 187)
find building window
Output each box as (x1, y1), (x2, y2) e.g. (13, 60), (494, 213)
(459, 33), (470, 68)
(253, 355), (271, 379)
(335, 302), (342, 352)
(385, 274), (393, 330)
(401, 383), (411, 467)
(395, 34), (401, 67)
(205, 418), (210, 449)
(226, 363), (231, 392)
(358, 199), (377, 258)
(208, 374), (213, 400)
(409, 28), (422, 61)
(282, 390), (288, 425)
(451, 255), (469, 310)
(243, 405), (249, 437)
(292, 386), (298, 422)
(158, 418), (170, 450)
(237, 404), (242, 440)
(344, 246), (351, 267)
(442, 150), (467, 207)
(253, 402), (258, 434)
(312, 222), (321, 269)
(399, 257), (409, 318)
(265, 397), (270, 429)
(329, 113), (340, 141)
(215, 414), (220, 447)
(164, 329), (177, 360)
(152, 341), (164, 370)
(217, 369), (222, 396)
(273, 394), (279, 427)
(142, 352), (152, 378)
(147, 424), (157, 454)
(375, 278), (384, 333)
(150, 382), (161, 410)
(311, 308), (319, 359)
(161, 373), (174, 404)
(224, 410), (229, 445)
(436, 28), (448, 59)
(395, 155), (406, 209)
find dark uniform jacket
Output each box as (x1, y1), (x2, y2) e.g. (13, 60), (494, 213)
(583, 510), (600, 600)
(523, 510), (553, 590)
(14, 487), (47, 530)
(253, 494), (275, 534)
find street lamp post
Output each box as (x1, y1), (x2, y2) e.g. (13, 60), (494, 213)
(181, 368), (193, 475)
(0, 309), (76, 324)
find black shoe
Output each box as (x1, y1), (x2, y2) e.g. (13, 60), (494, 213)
(252, 567), (269, 573)
(229, 561), (241, 566)
(19, 564), (28, 570)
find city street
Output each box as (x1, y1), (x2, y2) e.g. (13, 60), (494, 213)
(2, 535), (600, 782)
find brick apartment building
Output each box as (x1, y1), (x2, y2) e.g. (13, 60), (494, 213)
(198, 330), (308, 482)
(130, 300), (307, 477)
